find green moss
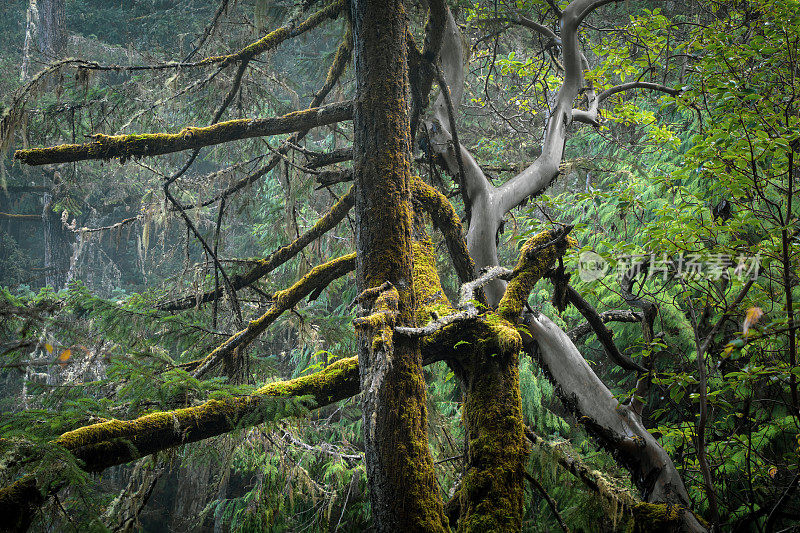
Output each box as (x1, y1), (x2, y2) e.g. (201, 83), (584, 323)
(353, 283), (399, 352)
(458, 343), (528, 532)
(411, 176), (476, 285)
(201, 0), (344, 66)
(628, 502), (703, 533)
(192, 253), (355, 372)
(49, 356), (359, 471)
(411, 238), (456, 325)
(497, 229), (577, 322)
(482, 313), (522, 357)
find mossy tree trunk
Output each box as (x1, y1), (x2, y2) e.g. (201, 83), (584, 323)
(350, 0), (448, 531)
(452, 230), (572, 532)
(457, 350), (527, 532)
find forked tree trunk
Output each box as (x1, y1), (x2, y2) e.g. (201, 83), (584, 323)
(350, 0), (448, 530)
(423, 3), (706, 531)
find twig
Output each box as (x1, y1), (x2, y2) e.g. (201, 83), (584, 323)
(524, 471), (570, 533)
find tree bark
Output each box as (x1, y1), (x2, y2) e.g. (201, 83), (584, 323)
(350, 0), (448, 530)
(20, 0), (66, 81)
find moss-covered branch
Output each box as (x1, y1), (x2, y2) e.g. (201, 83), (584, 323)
(160, 187), (355, 311)
(0, 357), (359, 532)
(58, 0), (344, 74)
(0, 212), (41, 220)
(562, 285), (647, 373)
(197, 0), (344, 67)
(190, 252), (356, 377)
(410, 176), (476, 286)
(65, 360), (358, 470)
(14, 101), (353, 166)
(497, 226), (576, 322)
(526, 428), (707, 532)
(446, 228), (574, 531)
(567, 309), (643, 341)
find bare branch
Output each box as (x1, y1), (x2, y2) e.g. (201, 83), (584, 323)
(567, 309), (643, 341)
(509, 15), (558, 41)
(596, 81), (680, 102)
(523, 471), (570, 533)
(573, 82), (681, 125)
(184, 29), (353, 209)
(409, 0), (447, 137)
(70, 0), (344, 72)
(160, 187), (355, 311)
(521, 312), (706, 533)
(563, 285), (647, 373)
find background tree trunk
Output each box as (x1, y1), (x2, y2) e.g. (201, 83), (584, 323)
(20, 0), (66, 81)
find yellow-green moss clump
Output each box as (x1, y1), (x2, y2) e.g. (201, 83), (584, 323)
(411, 238), (456, 325)
(627, 502), (707, 532)
(410, 176), (475, 285)
(481, 312), (522, 358)
(458, 331), (528, 532)
(497, 228), (577, 322)
(353, 282), (400, 352)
